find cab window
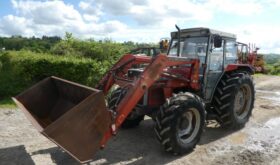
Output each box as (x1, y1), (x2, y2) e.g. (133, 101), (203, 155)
(225, 40), (237, 66)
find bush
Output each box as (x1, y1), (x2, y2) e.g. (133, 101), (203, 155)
(270, 64), (280, 75)
(0, 51), (111, 98)
(50, 40), (77, 56)
(51, 36), (129, 62)
(0, 35), (61, 53)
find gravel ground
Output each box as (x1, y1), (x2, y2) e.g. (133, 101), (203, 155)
(0, 75), (280, 165)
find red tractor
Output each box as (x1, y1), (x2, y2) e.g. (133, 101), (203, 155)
(13, 26), (255, 163)
(237, 42), (266, 73)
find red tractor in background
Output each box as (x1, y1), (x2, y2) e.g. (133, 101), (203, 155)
(237, 42), (266, 73)
(129, 47), (161, 57)
(128, 38), (170, 57)
(13, 26), (255, 163)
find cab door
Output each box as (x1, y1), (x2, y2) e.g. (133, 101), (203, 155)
(204, 38), (225, 101)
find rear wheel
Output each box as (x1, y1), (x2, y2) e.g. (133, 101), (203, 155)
(154, 92), (205, 154)
(211, 72), (255, 128)
(107, 88), (144, 128)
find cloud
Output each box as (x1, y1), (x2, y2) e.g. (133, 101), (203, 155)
(78, 0), (269, 27)
(79, 0), (213, 26)
(205, 0), (263, 16)
(0, 0), (127, 38)
(79, 0), (148, 16)
(79, 1), (103, 16)
(1, 0), (280, 53)
(0, 15), (31, 36)
(12, 0), (83, 25)
(82, 14), (99, 22)
(215, 24), (280, 54)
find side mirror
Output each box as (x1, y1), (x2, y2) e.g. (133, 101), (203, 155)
(213, 35), (222, 48)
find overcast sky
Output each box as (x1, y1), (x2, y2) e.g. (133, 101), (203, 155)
(0, 0), (279, 54)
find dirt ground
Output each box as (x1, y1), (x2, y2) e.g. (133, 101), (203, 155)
(1, 75), (280, 165)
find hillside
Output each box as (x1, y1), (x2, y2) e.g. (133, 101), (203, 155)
(264, 53), (280, 64)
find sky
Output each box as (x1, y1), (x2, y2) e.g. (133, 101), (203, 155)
(0, 0), (279, 54)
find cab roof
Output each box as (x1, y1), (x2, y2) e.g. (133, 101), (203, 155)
(171, 27), (236, 39)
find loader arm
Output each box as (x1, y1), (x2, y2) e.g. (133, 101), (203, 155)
(100, 54), (168, 146)
(96, 54), (152, 94)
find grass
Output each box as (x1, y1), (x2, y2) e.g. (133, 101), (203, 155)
(0, 98), (16, 109)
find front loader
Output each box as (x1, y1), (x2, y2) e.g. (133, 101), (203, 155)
(13, 27), (255, 163)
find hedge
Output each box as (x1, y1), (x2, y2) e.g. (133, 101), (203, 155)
(0, 51), (111, 98)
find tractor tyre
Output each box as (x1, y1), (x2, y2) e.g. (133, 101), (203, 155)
(154, 92), (205, 154)
(211, 72), (255, 129)
(108, 88), (144, 129)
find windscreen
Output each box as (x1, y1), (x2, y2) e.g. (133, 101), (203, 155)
(168, 37), (208, 59)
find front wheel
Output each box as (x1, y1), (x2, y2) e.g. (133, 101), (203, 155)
(107, 88), (144, 128)
(154, 93), (205, 154)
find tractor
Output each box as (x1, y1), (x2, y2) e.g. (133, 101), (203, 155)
(128, 38), (169, 57)
(13, 26), (255, 163)
(237, 42), (266, 73)
(129, 47), (161, 57)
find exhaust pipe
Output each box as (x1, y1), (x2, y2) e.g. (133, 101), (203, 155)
(175, 24), (181, 57)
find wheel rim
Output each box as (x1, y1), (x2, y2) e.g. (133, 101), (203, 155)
(234, 84), (252, 119)
(176, 108), (201, 144)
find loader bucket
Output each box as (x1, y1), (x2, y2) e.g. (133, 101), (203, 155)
(12, 76), (112, 163)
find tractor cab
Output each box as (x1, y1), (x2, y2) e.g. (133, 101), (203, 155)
(167, 27), (238, 102)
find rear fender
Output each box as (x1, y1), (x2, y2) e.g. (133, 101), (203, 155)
(225, 64), (254, 74)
